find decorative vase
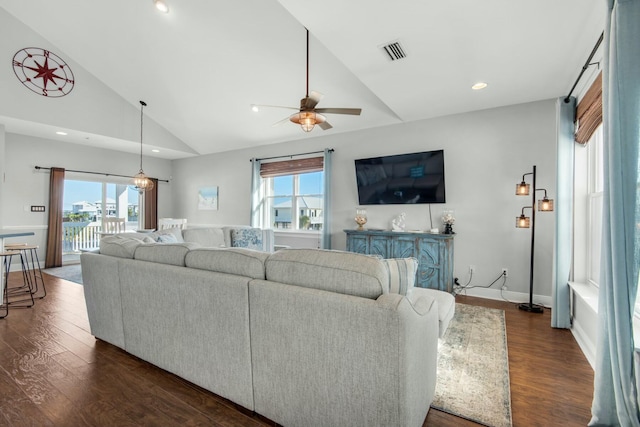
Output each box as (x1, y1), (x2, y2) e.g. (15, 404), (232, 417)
(355, 208), (367, 230)
(442, 209), (455, 234)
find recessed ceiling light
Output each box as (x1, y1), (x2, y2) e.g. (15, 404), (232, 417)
(153, 0), (169, 13)
(251, 105), (259, 112)
(56, 131), (67, 135)
(472, 82), (488, 90)
(152, 149), (160, 153)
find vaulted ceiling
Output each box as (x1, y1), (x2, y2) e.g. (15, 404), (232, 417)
(0, 0), (604, 159)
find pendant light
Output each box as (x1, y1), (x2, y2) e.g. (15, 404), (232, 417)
(132, 100), (154, 192)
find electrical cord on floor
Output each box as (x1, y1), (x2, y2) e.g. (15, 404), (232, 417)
(452, 271), (473, 296)
(500, 289), (551, 310)
(453, 271), (506, 296)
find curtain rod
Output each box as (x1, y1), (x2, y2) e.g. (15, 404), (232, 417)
(34, 166), (170, 183)
(564, 32), (604, 103)
(251, 148), (334, 162)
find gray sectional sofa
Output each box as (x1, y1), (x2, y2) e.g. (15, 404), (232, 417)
(81, 232), (454, 427)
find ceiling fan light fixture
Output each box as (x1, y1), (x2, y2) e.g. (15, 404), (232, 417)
(289, 111), (325, 132)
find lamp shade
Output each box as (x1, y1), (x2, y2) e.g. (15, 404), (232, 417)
(516, 214), (530, 228)
(133, 171), (154, 192)
(516, 181), (530, 195)
(538, 197), (554, 211)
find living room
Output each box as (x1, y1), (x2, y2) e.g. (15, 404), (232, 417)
(1, 1), (638, 426)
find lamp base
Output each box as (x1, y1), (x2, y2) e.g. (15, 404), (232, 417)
(518, 303), (544, 313)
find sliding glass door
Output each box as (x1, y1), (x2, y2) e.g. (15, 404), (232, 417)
(62, 176), (142, 263)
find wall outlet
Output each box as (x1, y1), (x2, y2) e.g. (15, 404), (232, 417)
(469, 265), (475, 274)
(501, 268), (508, 277)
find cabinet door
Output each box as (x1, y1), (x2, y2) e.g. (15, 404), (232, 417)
(415, 239), (442, 290)
(346, 234), (368, 254)
(370, 236), (391, 258)
(391, 235), (416, 258)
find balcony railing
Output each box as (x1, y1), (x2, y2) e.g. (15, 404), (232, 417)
(63, 222), (102, 253)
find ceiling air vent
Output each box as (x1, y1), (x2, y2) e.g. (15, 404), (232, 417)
(381, 41), (406, 61)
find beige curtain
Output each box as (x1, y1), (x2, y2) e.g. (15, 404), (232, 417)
(45, 167), (65, 268)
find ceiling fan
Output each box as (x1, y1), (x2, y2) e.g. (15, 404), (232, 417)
(253, 28), (362, 132)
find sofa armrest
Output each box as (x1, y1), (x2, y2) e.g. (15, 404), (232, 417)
(409, 288), (455, 337)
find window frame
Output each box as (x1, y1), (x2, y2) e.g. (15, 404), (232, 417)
(264, 171), (324, 231)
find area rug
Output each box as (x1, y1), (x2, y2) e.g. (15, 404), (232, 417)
(43, 264), (83, 285)
(431, 303), (512, 427)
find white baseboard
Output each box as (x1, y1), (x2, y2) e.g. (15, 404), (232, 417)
(455, 286), (552, 308)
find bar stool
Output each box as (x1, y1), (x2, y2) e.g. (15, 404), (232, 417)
(0, 250), (35, 318)
(5, 243), (46, 299)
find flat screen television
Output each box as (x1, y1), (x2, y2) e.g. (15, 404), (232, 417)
(354, 149), (446, 205)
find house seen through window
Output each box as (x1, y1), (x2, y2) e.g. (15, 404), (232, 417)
(266, 171), (324, 231)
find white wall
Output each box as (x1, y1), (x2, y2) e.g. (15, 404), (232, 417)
(0, 131), (173, 261)
(0, 8), (192, 154)
(172, 99), (558, 301)
(0, 97), (559, 302)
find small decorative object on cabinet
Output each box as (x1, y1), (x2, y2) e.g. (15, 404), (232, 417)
(442, 210), (455, 234)
(344, 229), (454, 292)
(391, 212), (406, 231)
(354, 208), (367, 230)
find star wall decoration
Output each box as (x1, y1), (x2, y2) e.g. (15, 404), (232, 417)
(12, 47), (75, 97)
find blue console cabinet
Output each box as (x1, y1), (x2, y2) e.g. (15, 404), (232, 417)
(344, 229), (454, 292)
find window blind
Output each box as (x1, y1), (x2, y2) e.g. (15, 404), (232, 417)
(575, 72), (602, 145)
(259, 156), (323, 178)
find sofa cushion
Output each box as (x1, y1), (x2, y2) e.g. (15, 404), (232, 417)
(149, 227), (185, 243)
(182, 228), (226, 248)
(231, 228), (263, 250)
(186, 248), (269, 279)
(134, 242), (201, 266)
(381, 257), (418, 295)
(265, 249), (389, 299)
(99, 234), (146, 259)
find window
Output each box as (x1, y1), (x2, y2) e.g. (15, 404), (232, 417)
(587, 125), (604, 287)
(266, 171), (324, 231)
(62, 177), (142, 262)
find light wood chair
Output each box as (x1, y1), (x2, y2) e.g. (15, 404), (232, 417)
(103, 217), (126, 234)
(158, 218), (187, 230)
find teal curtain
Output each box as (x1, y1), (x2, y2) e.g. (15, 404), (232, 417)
(250, 158), (262, 228)
(589, 0), (640, 425)
(552, 97), (575, 328)
(322, 148), (333, 249)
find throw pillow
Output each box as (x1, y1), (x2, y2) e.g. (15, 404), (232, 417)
(382, 257), (418, 295)
(231, 228), (263, 250)
(157, 233), (178, 243)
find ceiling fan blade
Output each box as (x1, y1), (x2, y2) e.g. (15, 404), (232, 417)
(252, 104), (299, 111)
(319, 121), (333, 130)
(305, 91), (324, 109)
(271, 116), (292, 127)
(315, 107), (362, 116)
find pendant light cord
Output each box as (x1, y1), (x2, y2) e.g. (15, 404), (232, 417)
(139, 100), (147, 172)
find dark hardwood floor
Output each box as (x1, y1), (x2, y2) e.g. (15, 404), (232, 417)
(0, 272), (594, 426)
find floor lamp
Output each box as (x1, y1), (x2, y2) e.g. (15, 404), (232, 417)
(515, 165), (554, 313)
